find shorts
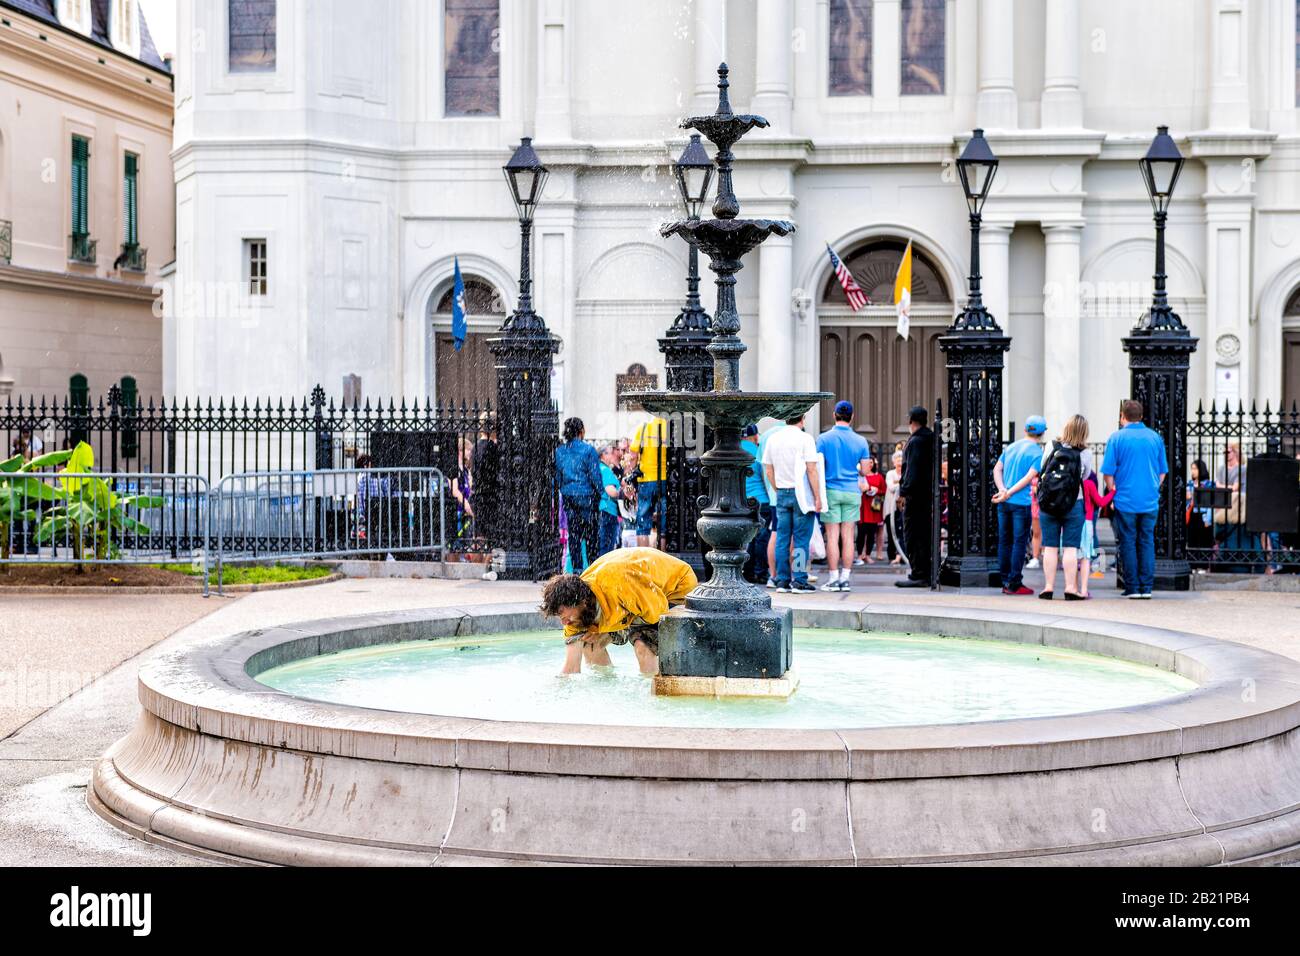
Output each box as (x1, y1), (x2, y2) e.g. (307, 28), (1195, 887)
(822, 488), (861, 524)
(635, 480), (662, 535)
(565, 625), (659, 654)
(1039, 498), (1085, 550)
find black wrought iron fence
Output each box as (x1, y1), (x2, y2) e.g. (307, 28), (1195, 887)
(1185, 401), (1300, 572)
(2, 384), (503, 557)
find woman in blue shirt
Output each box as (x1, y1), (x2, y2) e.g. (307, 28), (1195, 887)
(554, 417), (604, 572)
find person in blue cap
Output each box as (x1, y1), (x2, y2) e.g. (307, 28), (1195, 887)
(816, 400), (871, 592)
(992, 415), (1048, 595)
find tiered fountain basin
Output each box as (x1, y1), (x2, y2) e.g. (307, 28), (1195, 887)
(91, 602), (1300, 866)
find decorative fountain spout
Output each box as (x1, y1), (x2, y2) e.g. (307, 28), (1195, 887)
(635, 64), (831, 697)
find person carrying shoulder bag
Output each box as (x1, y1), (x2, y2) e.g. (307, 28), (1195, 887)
(994, 415), (1094, 600)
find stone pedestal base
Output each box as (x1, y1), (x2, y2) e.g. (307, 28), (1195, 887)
(656, 604), (793, 680)
(653, 670), (799, 698)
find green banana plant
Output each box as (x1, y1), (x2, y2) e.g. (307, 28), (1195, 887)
(0, 449), (73, 572)
(32, 442), (166, 570)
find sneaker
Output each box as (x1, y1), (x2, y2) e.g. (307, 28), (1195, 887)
(766, 578), (777, 589)
(1025, 558), (1040, 569)
(807, 573), (818, 583)
(853, 558), (866, 567)
(820, 580), (841, 592)
(1002, 585), (1034, 596)
(1138, 593), (1152, 600)
(776, 582), (792, 593)
(839, 579), (853, 592)
(791, 582), (816, 593)
(1125, 592), (1142, 600)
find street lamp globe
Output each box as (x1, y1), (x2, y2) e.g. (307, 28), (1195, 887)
(956, 128), (999, 216)
(674, 133), (714, 221)
(1139, 125), (1184, 215)
(503, 137), (549, 225)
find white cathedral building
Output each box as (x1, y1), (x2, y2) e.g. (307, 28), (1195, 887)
(169, 0), (1300, 445)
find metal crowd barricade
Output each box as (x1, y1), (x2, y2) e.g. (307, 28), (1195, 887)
(0, 471), (211, 595)
(211, 467), (446, 594)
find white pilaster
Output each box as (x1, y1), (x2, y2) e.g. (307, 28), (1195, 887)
(981, 222), (1014, 410)
(535, 0), (572, 142)
(757, 234), (795, 391)
(693, 0), (727, 114)
(1041, 0), (1082, 128)
(1042, 223), (1083, 429)
(1204, 185), (1254, 409)
(976, 0), (1017, 130)
(1208, 0), (1250, 130)
(753, 0), (792, 130)
(873, 0), (901, 111)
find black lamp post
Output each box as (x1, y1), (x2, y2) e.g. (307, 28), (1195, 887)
(1123, 125), (1197, 591)
(658, 134), (716, 572)
(939, 129), (1012, 588)
(491, 137), (560, 580)
(661, 134), (715, 392)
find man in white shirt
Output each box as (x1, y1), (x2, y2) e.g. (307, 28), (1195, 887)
(762, 414), (824, 593)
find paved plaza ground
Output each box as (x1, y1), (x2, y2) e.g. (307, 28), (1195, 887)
(2, 565), (1299, 865)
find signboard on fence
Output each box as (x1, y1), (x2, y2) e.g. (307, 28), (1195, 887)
(1246, 456), (1300, 534)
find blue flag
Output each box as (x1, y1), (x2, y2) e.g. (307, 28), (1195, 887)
(451, 257), (467, 352)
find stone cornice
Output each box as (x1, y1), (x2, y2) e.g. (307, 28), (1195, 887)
(0, 263), (159, 303)
(0, 12), (172, 110)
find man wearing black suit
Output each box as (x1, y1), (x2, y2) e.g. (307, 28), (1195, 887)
(895, 405), (935, 588)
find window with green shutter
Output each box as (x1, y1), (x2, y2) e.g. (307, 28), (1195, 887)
(123, 153), (138, 246)
(71, 136), (90, 237)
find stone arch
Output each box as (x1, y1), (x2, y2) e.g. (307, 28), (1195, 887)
(1254, 258), (1300, 404)
(569, 240), (683, 433)
(401, 253), (517, 401)
(1079, 236), (1207, 430)
(1080, 236), (1204, 299)
(576, 240), (683, 305)
(819, 236), (952, 305)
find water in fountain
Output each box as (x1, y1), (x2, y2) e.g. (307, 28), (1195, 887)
(256, 629), (1196, 729)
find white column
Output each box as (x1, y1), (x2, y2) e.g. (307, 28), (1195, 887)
(1041, 223), (1083, 429)
(1208, 0), (1250, 129)
(981, 223), (1014, 410)
(976, 0), (1017, 129)
(1040, 0), (1082, 128)
(873, 0), (901, 110)
(534, 0), (572, 141)
(757, 234), (795, 391)
(753, 0), (792, 130)
(693, 0), (727, 114)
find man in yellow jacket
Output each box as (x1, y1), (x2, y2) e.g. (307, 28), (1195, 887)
(540, 547), (698, 675)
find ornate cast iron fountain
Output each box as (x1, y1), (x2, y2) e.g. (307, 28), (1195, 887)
(636, 64), (830, 697)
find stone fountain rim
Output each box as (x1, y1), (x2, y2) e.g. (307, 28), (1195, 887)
(132, 601), (1300, 782)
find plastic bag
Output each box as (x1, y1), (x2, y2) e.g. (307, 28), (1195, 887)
(809, 521), (827, 561)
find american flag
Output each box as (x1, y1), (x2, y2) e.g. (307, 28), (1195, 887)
(826, 244), (869, 311)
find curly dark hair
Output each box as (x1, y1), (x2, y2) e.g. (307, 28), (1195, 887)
(562, 417), (585, 443)
(540, 574), (598, 627)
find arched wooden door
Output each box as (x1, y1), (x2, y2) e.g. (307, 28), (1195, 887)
(819, 325), (946, 444)
(818, 237), (952, 443)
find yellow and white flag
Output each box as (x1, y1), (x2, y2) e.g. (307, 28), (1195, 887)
(893, 240), (912, 340)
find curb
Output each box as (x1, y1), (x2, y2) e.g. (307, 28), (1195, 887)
(0, 571), (346, 596)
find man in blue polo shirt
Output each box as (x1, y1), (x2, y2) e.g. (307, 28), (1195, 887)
(1100, 399), (1168, 599)
(993, 415), (1048, 595)
(817, 401), (871, 592)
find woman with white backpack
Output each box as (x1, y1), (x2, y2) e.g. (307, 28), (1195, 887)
(993, 415), (1094, 601)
